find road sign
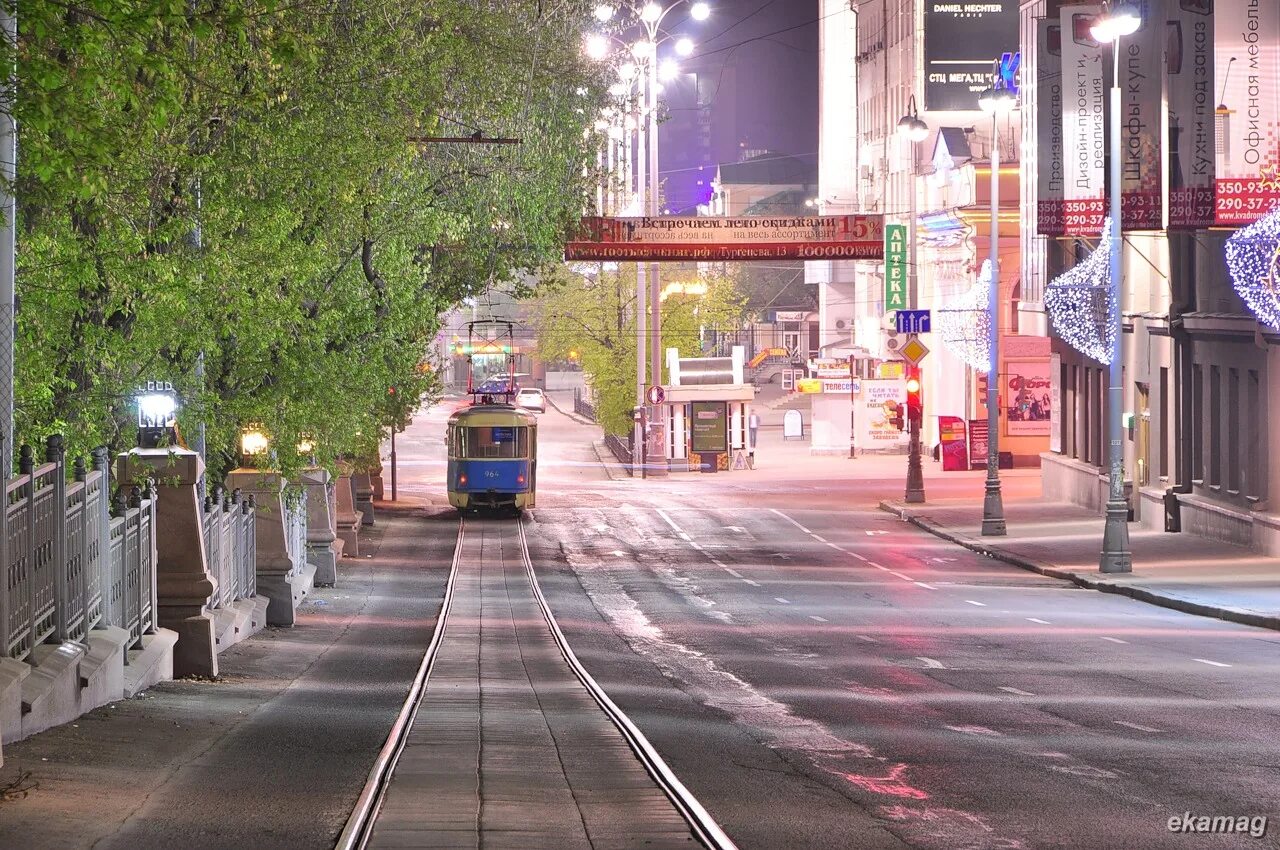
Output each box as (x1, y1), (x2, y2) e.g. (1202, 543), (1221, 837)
(899, 336), (930, 366)
(646, 385), (666, 405)
(884, 225), (908, 310)
(894, 309), (932, 334)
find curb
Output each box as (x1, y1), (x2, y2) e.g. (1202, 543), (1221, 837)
(544, 392), (596, 427)
(878, 500), (1280, 633)
(590, 440), (624, 482)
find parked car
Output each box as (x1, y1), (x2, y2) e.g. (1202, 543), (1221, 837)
(515, 387), (546, 412)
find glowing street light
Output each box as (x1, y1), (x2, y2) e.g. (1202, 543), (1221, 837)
(593, 3), (616, 22)
(659, 58), (680, 82)
(675, 36), (694, 56)
(585, 33), (609, 60)
(690, 2), (711, 20)
(641, 2), (663, 22)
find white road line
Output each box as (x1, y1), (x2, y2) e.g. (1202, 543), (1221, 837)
(655, 508), (683, 534)
(825, 542), (843, 550)
(874, 565), (891, 572)
(855, 634), (878, 643)
(742, 579), (760, 587)
(678, 532), (692, 541)
(810, 615), (829, 623)
(999, 686), (1036, 697)
(1114, 721), (1162, 733)
(889, 571), (913, 581)
(612, 550), (626, 557)
(966, 600), (987, 607)
(915, 582), (937, 590)
(851, 553), (869, 562)
(770, 508), (811, 534)
(723, 526), (747, 533)
(1194, 658), (1232, 668)
(774, 597), (791, 604)
(1100, 636), (1128, 644)
(724, 567), (743, 578)
(689, 541), (704, 551)
(1026, 617), (1052, 625)
(917, 656), (947, 669)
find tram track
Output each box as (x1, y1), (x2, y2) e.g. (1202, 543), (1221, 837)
(335, 516), (736, 850)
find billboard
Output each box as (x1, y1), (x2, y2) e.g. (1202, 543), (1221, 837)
(1167, 0), (1217, 228)
(1005, 359), (1053, 436)
(923, 1), (1020, 111)
(565, 215), (886, 262)
(1213, 0), (1280, 225)
(1120, 0), (1165, 230)
(1037, 18), (1066, 235)
(1060, 4), (1106, 236)
(690, 402), (728, 453)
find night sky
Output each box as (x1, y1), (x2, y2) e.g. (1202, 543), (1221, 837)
(658, 0), (819, 213)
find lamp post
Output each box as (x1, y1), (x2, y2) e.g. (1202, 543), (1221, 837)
(589, 2), (709, 477)
(1091, 2), (1140, 573)
(896, 96), (928, 504)
(977, 70), (1016, 536)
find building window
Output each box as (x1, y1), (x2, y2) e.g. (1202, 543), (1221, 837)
(1248, 369), (1262, 501)
(1208, 365), (1221, 487)
(1192, 364), (1203, 483)
(1159, 366), (1169, 480)
(1228, 368), (1240, 493)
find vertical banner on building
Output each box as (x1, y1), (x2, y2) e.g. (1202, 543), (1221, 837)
(884, 224), (908, 311)
(1167, 0), (1216, 228)
(1214, 0), (1280, 225)
(1037, 18), (1066, 235)
(1120, 0), (1165, 229)
(1060, 4), (1106, 235)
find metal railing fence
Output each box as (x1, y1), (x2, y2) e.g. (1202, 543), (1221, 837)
(201, 487), (258, 612)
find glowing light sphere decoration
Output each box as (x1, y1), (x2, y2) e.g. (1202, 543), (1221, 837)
(1224, 205), (1280, 332)
(937, 259), (993, 371)
(1044, 216), (1116, 364)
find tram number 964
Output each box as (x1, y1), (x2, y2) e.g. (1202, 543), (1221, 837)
(484, 469), (501, 479)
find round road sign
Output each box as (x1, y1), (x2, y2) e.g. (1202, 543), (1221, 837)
(646, 385), (666, 405)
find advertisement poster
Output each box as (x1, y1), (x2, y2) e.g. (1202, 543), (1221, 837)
(969, 419), (990, 469)
(1120, 0), (1165, 229)
(923, 0), (1019, 110)
(690, 401), (727, 453)
(1060, 4), (1106, 236)
(1005, 359), (1053, 436)
(1037, 18), (1066, 235)
(939, 416), (969, 471)
(1213, 0), (1280, 225)
(1049, 353), (1063, 453)
(855, 379), (909, 450)
(1167, 0), (1216, 228)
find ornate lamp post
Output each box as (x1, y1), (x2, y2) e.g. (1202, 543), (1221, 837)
(896, 96), (928, 503)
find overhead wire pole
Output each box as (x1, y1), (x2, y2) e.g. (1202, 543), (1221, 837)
(1, 3), (16, 651)
(635, 88), (648, 478)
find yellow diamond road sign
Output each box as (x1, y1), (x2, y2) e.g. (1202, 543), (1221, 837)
(899, 336), (930, 365)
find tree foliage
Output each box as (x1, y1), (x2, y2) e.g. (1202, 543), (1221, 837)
(4, 0), (609, 478)
(534, 263), (744, 437)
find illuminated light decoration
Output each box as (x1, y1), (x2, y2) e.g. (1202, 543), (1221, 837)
(1044, 216), (1116, 364)
(936, 259), (993, 372)
(1223, 206), (1280, 332)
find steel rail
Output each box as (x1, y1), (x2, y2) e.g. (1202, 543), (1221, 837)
(517, 520), (739, 850)
(334, 517), (467, 850)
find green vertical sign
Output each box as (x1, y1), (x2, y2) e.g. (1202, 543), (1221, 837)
(884, 224), (907, 311)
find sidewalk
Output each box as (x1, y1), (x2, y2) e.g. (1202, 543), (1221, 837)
(880, 497), (1280, 632)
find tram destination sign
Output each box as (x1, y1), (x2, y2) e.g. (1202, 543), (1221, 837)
(565, 214), (886, 262)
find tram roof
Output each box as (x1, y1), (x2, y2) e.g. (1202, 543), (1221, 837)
(448, 404), (537, 427)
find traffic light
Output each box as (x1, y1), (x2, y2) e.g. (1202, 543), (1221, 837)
(889, 401), (905, 431)
(905, 368), (923, 427)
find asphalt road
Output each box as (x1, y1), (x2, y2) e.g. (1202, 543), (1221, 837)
(520, 399), (1280, 850)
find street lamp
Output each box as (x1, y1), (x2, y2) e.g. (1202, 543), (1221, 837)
(897, 94), (928, 503)
(136, 382), (179, 449)
(240, 425), (270, 467)
(1090, 1), (1139, 572)
(977, 68), (1015, 536)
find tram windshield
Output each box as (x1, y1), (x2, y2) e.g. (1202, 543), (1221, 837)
(454, 425), (529, 459)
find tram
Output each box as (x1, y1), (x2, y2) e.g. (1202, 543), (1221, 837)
(446, 403), (537, 513)
(446, 318), (537, 514)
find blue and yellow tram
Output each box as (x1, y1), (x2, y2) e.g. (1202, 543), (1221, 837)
(446, 403), (537, 513)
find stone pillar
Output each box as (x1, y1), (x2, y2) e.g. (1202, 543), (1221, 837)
(300, 467), (339, 586)
(335, 464), (361, 556)
(225, 468), (306, 626)
(118, 448), (218, 678)
(372, 458), (385, 501)
(353, 471), (375, 526)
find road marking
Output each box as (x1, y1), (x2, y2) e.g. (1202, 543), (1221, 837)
(770, 508), (810, 534)
(655, 508), (683, 534)
(1026, 617), (1051, 625)
(867, 561), (885, 569)
(742, 579), (760, 587)
(966, 600), (987, 607)
(865, 530), (889, 536)
(611, 550), (626, 557)
(917, 656), (946, 669)
(915, 582), (937, 590)
(723, 526), (747, 533)
(1194, 658), (1232, 668)
(724, 567), (743, 578)
(851, 553), (869, 562)
(689, 541), (704, 551)
(856, 634), (878, 643)
(825, 542), (843, 549)
(931, 557), (959, 563)
(1100, 636), (1128, 644)
(945, 724), (1003, 737)
(678, 532), (692, 541)
(812, 534), (828, 543)
(999, 686), (1035, 697)
(810, 615), (829, 623)
(1114, 720), (1162, 733)
(889, 571), (913, 581)
(774, 597), (791, 604)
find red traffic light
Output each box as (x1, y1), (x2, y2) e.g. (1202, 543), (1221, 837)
(905, 376), (921, 394)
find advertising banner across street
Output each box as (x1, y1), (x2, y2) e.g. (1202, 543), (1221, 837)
(1060, 4), (1106, 236)
(1167, 0), (1217, 228)
(1214, 0), (1280, 225)
(565, 215), (886, 262)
